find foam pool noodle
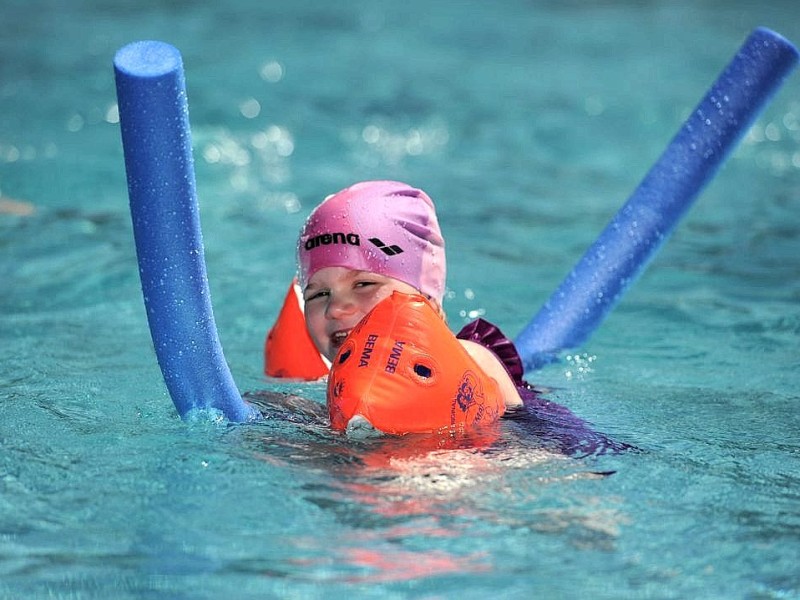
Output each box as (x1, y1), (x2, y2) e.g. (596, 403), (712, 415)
(514, 27), (799, 370)
(114, 41), (257, 422)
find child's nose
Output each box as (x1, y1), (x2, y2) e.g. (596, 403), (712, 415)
(325, 293), (356, 319)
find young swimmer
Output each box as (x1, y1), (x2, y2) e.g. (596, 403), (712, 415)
(296, 180), (523, 410)
(264, 179), (632, 453)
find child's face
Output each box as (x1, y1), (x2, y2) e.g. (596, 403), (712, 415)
(303, 266), (419, 361)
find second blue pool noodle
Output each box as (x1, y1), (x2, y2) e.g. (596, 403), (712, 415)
(114, 41), (257, 422)
(515, 27), (799, 370)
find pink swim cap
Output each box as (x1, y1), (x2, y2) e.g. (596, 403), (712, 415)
(297, 181), (446, 304)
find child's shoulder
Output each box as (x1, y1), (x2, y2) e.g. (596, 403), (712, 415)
(458, 338), (523, 408)
(456, 318), (525, 386)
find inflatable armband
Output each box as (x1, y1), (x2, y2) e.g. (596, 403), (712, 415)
(327, 292), (505, 435)
(264, 279), (330, 380)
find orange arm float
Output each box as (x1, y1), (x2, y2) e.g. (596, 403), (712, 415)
(264, 279), (330, 380)
(327, 292), (505, 435)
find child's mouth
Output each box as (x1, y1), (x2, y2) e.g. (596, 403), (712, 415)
(329, 329), (350, 350)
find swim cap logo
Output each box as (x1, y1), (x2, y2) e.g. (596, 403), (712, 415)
(368, 238), (404, 256)
(304, 232), (360, 251)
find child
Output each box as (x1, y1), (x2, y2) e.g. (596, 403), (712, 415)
(296, 180), (523, 410)
(267, 179), (631, 454)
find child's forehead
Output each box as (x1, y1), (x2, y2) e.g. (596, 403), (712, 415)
(306, 267), (383, 287)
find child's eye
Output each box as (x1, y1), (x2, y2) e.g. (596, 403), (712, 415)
(304, 289), (329, 302)
(354, 280), (379, 290)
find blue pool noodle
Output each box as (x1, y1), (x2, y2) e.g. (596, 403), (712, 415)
(515, 27), (799, 370)
(114, 41), (257, 422)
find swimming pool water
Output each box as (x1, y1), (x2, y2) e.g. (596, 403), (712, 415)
(2, 1), (799, 598)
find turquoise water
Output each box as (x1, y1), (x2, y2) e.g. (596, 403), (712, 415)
(2, 1), (800, 598)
